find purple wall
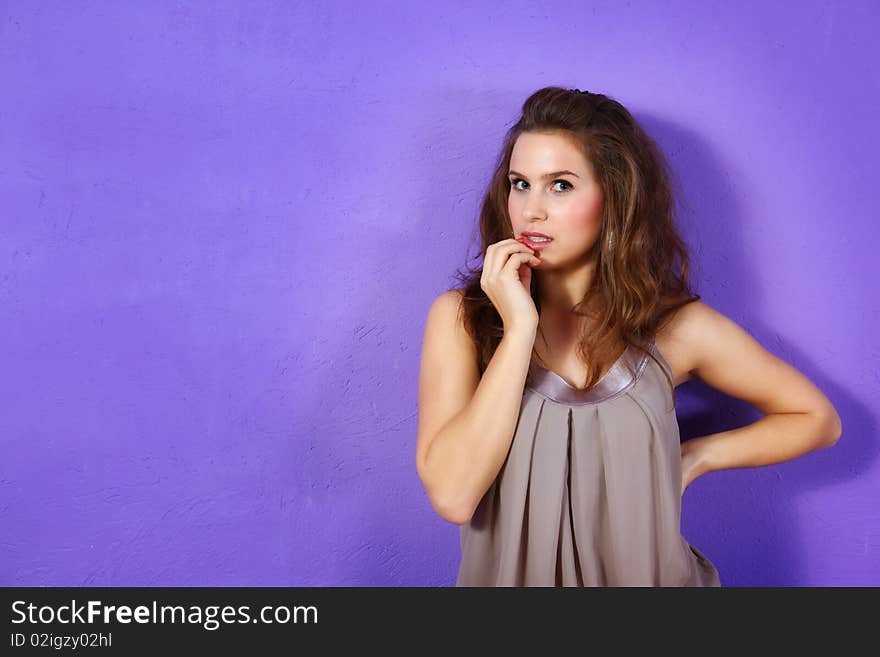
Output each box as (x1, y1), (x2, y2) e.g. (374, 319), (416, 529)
(1, 1), (876, 586)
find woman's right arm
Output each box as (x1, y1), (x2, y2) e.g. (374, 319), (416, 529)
(416, 239), (541, 525)
(417, 317), (537, 525)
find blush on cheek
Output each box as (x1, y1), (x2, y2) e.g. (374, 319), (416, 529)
(573, 195), (603, 229)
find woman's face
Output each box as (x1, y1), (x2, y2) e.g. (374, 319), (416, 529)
(507, 131), (604, 268)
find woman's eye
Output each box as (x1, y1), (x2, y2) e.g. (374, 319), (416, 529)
(509, 178), (572, 193)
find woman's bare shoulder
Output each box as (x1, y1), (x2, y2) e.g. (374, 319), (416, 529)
(653, 299), (708, 387)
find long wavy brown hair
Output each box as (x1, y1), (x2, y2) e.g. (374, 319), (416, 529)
(450, 86), (700, 406)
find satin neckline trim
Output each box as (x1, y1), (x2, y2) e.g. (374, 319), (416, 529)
(526, 339), (654, 406)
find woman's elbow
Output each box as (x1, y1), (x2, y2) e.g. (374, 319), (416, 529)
(434, 494), (474, 525)
(818, 406), (843, 448)
(418, 469), (473, 525)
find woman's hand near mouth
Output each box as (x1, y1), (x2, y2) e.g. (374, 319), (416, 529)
(481, 238), (542, 334)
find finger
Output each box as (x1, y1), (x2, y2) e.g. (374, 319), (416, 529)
(504, 251), (542, 273)
(486, 240), (536, 277)
(503, 240), (539, 261)
(513, 238), (539, 257)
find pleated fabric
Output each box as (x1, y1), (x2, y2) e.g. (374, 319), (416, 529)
(456, 337), (721, 587)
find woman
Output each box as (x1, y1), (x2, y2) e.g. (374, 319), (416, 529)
(415, 86), (842, 586)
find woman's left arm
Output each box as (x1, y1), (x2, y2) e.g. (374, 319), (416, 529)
(677, 302), (843, 492)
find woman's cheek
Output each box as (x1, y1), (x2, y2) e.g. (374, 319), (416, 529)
(573, 196), (603, 231)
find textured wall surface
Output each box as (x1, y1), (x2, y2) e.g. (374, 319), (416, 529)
(1, 1), (877, 586)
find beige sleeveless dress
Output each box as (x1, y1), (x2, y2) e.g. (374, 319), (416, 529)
(456, 337), (721, 587)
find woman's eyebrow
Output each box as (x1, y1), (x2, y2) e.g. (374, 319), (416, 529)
(507, 169), (580, 179)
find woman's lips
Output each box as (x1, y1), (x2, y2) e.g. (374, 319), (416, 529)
(517, 235), (554, 251)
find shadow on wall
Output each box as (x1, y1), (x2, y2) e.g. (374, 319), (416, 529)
(636, 110), (872, 586)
